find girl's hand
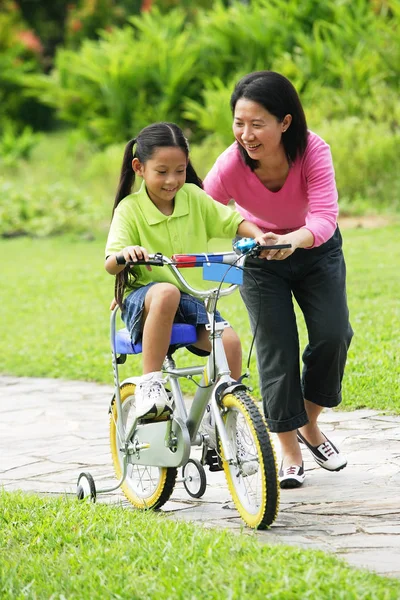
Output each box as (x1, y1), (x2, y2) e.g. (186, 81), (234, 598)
(254, 232), (296, 261)
(121, 245), (152, 271)
(110, 298), (118, 310)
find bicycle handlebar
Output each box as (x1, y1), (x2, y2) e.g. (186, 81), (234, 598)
(115, 239), (292, 299)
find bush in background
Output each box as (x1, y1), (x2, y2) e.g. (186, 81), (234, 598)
(1, 0), (399, 228)
(0, 120), (41, 168)
(0, 178), (96, 238)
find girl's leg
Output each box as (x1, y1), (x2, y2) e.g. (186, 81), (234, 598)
(193, 326), (242, 381)
(142, 283), (181, 373)
(131, 283), (181, 420)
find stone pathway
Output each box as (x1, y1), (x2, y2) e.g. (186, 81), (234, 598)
(1, 375), (400, 579)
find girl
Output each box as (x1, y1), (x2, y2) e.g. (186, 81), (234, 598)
(105, 122), (263, 421)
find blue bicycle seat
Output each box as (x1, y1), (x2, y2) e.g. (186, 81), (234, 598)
(115, 323), (198, 355)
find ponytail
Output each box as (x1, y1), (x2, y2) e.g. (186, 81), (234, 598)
(185, 159), (202, 188)
(112, 138), (137, 217)
(112, 138), (137, 309)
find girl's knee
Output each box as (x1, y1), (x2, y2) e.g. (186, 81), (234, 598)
(145, 283), (180, 311)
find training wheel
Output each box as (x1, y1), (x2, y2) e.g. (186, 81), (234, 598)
(182, 458), (207, 498)
(76, 472), (97, 502)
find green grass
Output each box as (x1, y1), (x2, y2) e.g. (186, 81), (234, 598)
(0, 225), (399, 412)
(1, 491), (399, 600)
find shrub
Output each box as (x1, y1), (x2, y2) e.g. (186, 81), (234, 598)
(0, 120), (41, 168)
(0, 178), (96, 238)
(315, 117), (400, 213)
(24, 9), (202, 146)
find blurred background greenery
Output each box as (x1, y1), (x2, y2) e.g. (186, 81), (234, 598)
(1, 0), (400, 239)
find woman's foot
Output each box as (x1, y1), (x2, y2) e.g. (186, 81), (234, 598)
(278, 462), (305, 489)
(297, 430), (347, 471)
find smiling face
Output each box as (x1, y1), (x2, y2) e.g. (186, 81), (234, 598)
(133, 146), (187, 211)
(233, 98), (291, 164)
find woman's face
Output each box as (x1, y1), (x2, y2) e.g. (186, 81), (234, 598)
(233, 98), (291, 162)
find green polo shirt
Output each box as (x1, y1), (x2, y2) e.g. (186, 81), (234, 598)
(105, 181), (243, 293)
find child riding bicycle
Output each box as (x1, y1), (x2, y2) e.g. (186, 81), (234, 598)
(105, 122), (264, 422)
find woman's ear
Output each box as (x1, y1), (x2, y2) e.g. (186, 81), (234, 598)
(132, 158), (144, 176)
(282, 114), (292, 133)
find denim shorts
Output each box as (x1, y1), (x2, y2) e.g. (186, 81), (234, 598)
(122, 282), (224, 347)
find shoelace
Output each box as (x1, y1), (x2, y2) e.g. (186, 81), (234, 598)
(286, 465), (299, 475)
(320, 442), (335, 457)
(140, 379), (166, 402)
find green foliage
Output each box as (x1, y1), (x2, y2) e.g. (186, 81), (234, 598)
(2, 491), (399, 600)
(24, 9), (202, 144)
(0, 227), (399, 414)
(2, 0), (400, 214)
(184, 77), (235, 146)
(0, 120), (41, 167)
(0, 41), (41, 128)
(314, 118), (400, 213)
(0, 178), (96, 238)
(23, 0), (400, 144)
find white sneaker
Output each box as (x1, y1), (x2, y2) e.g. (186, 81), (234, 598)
(297, 430), (347, 472)
(135, 372), (172, 420)
(279, 463), (306, 488)
(200, 404), (217, 449)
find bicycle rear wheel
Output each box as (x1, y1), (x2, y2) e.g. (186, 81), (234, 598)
(220, 390), (279, 529)
(110, 383), (177, 510)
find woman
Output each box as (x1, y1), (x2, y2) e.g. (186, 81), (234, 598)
(203, 71), (353, 488)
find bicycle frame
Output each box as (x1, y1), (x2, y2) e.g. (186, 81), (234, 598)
(99, 240), (291, 494)
(77, 239), (285, 526)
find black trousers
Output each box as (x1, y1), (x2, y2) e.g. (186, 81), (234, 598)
(240, 227), (353, 433)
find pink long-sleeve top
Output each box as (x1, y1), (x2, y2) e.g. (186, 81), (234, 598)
(203, 131), (338, 248)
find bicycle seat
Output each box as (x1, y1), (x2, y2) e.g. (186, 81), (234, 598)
(115, 323), (198, 355)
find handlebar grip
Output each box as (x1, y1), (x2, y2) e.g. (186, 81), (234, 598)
(115, 254), (164, 267)
(257, 244), (292, 250)
(233, 237), (292, 255)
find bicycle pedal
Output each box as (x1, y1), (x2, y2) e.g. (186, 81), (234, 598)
(205, 448), (223, 472)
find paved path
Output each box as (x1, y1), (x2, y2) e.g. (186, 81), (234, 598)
(1, 375), (400, 579)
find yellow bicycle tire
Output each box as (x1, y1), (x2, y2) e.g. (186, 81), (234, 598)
(110, 383), (177, 510)
(220, 390), (279, 529)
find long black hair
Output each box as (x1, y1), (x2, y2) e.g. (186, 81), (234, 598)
(230, 71), (308, 171)
(112, 122), (202, 306)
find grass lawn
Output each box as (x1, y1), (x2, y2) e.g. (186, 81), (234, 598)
(1, 490), (399, 600)
(0, 224), (399, 412)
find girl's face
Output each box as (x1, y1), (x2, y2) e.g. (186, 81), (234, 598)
(133, 147), (187, 210)
(233, 98), (291, 163)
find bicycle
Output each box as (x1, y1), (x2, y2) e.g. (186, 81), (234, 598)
(77, 238), (291, 529)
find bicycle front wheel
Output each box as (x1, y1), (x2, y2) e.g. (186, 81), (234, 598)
(110, 383), (177, 510)
(220, 390), (279, 529)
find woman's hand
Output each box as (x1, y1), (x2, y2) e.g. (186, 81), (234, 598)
(255, 228), (314, 260)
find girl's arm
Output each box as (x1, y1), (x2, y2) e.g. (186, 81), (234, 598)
(236, 220), (264, 239)
(105, 245), (151, 275)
